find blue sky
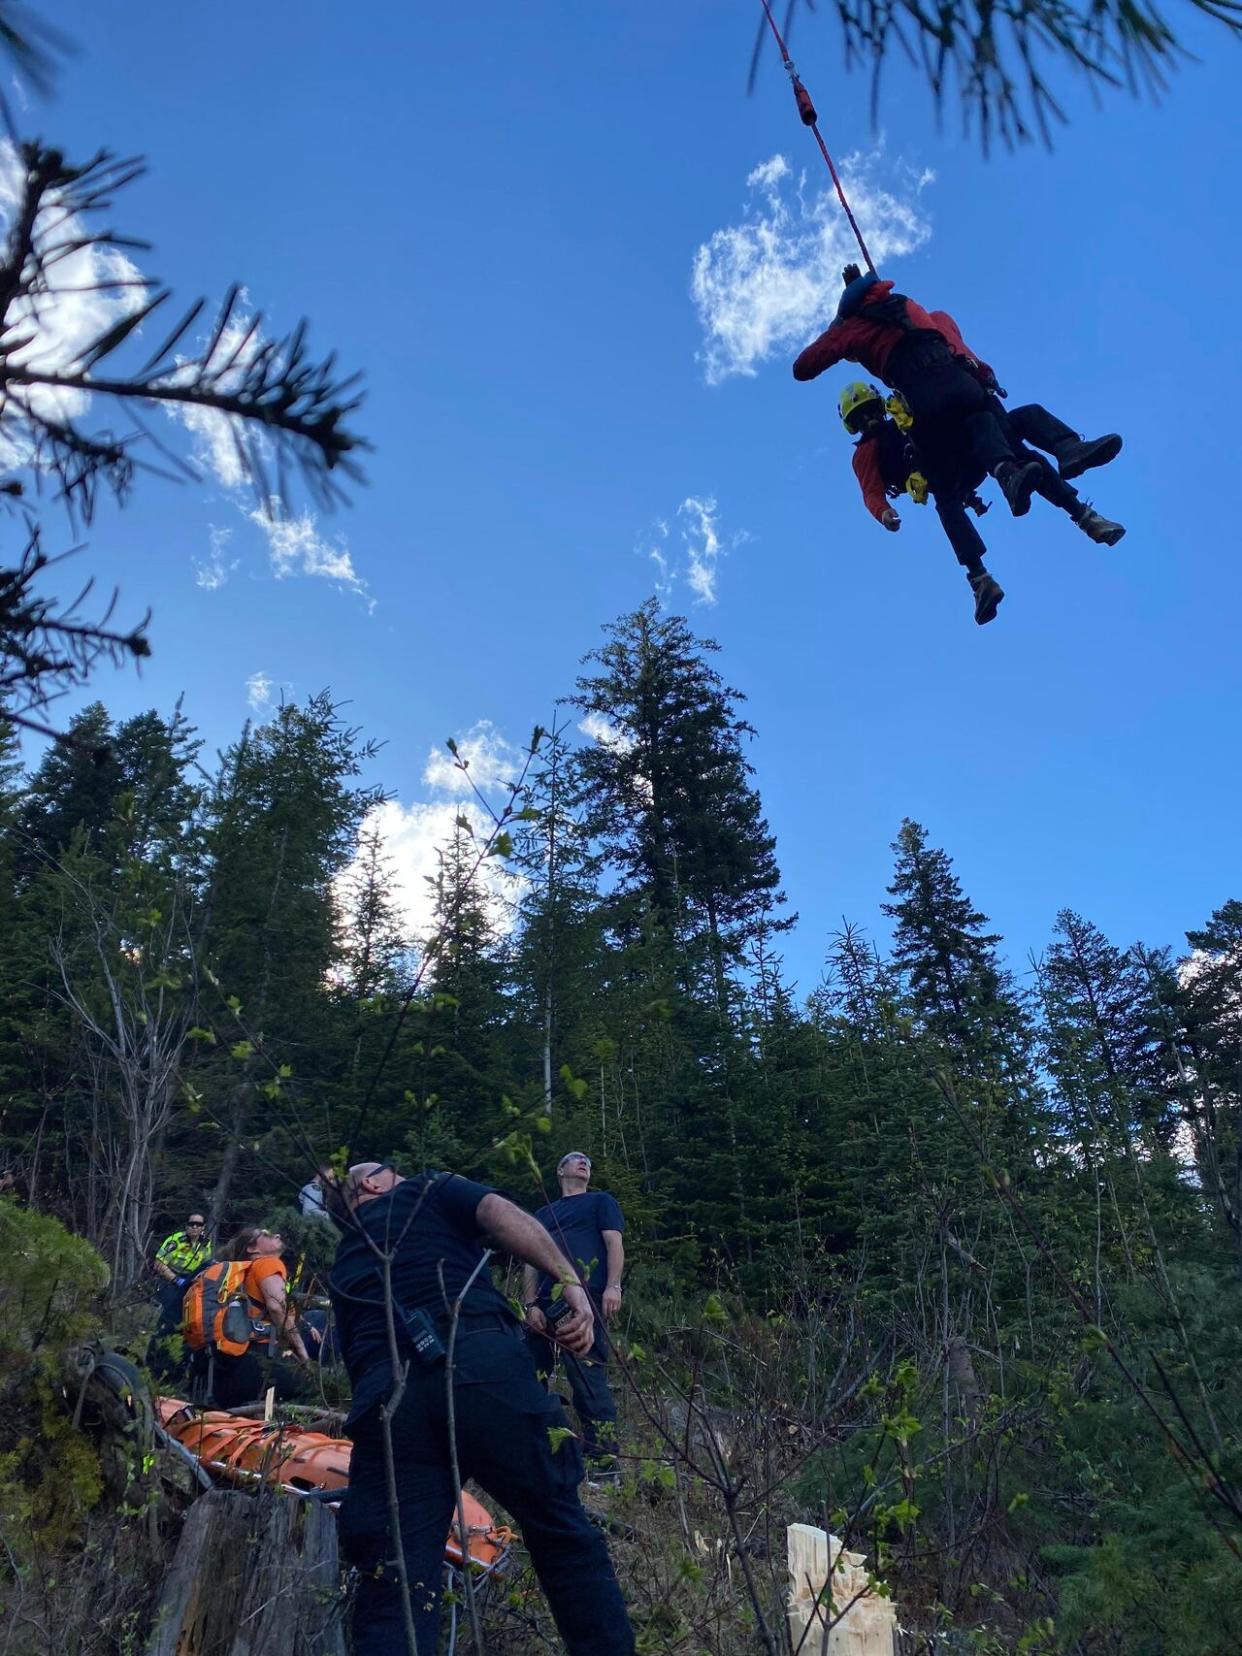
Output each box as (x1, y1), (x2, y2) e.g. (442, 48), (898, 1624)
(21, 0), (1242, 994)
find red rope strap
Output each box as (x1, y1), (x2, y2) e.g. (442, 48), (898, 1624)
(757, 0), (876, 275)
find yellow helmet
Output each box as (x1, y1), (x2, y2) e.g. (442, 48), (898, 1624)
(838, 380), (885, 435)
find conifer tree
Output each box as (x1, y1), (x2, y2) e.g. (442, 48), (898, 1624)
(884, 818), (1034, 1084)
(397, 815), (516, 1172)
(510, 718), (603, 1114)
(568, 598), (791, 985)
(1176, 899), (1242, 1272)
(196, 693), (381, 1220)
(338, 817), (410, 1001)
(1038, 909), (1178, 1155)
(567, 602), (794, 1254)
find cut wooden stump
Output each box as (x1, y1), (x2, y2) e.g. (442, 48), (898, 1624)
(787, 1522), (898, 1654)
(146, 1487), (345, 1656)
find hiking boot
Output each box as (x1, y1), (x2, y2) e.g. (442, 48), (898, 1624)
(1075, 505), (1126, 546)
(1056, 433), (1122, 481)
(994, 459), (1042, 517)
(968, 571), (1005, 625)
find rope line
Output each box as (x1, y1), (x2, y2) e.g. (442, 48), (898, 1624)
(756, 0), (876, 275)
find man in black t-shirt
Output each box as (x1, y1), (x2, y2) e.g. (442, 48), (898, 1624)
(329, 1162), (634, 1656)
(524, 1151), (625, 1480)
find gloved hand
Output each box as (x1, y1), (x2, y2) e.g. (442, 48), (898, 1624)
(881, 508), (901, 532)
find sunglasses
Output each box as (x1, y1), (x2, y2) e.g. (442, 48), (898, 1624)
(186, 1220), (206, 1228)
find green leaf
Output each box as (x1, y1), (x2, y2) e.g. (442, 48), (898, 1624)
(546, 1426), (575, 1454)
(230, 1040), (253, 1060)
(186, 1026), (217, 1044)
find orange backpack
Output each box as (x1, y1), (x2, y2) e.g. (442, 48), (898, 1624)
(182, 1261), (255, 1357)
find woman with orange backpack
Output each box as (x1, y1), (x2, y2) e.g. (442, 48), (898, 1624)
(181, 1226), (311, 1408)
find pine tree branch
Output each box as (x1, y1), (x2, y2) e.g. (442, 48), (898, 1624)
(756, 0), (1242, 149)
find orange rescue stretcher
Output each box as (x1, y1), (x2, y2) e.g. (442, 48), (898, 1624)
(156, 1397), (513, 1574)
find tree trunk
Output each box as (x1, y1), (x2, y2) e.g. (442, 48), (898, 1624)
(146, 1487), (345, 1656)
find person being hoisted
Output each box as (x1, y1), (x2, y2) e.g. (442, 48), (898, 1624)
(794, 264), (1124, 528)
(839, 381), (1126, 625)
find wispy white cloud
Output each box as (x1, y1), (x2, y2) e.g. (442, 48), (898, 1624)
(164, 303), (263, 491)
(163, 301), (370, 604)
(578, 710), (634, 754)
(680, 496), (723, 606)
(245, 670), (273, 714)
(639, 519), (674, 605)
(343, 723), (527, 945)
(249, 502), (369, 601)
(0, 140), (147, 471)
(637, 496), (745, 607)
(422, 720), (523, 797)
(196, 524), (238, 591)
(690, 150), (934, 384)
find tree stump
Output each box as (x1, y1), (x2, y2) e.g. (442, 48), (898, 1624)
(146, 1488), (346, 1656)
(787, 1523), (898, 1654)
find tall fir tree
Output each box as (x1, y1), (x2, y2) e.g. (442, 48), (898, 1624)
(1038, 909), (1179, 1156)
(1177, 899), (1242, 1273)
(510, 718), (604, 1115)
(195, 693), (382, 1223)
(568, 598), (792, 983)
(884, 818), (1035, 1084)
(567, 601), (794, 1255)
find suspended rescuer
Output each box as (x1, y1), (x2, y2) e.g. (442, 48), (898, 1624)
(794, 265), (1124, 526)
(329, 1161), (636, 1656)
(524, 1150), (625, 1482)
(838, 380), (1125, 624)
(181, 1225), (311, 1408)
(150, 1210), (212, 1377)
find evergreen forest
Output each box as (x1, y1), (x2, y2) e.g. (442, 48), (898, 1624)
(3, 597), (1241, 1652)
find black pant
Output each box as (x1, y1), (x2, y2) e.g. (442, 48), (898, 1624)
(189, 1347), (307, 1410)
(149, 1280), (190, 1381)
(1005, 401), (1073, 454)
(928, 399), (1084, 575)
(1003, 403), (1083, 515)
(898, 362), (1014, 482)
(933, 493), (988, 575)
(339, 1320), (634, 1655)
(526, 1322), (619, 1464)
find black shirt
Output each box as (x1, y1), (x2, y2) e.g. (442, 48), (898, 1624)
(534, 1190), (625, 1301)
(329, 1172), (511, 1422)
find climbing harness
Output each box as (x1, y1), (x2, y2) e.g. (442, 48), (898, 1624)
(756, 0), (875, 274)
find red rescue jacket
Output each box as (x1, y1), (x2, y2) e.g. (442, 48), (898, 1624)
(792, 280), (996, 388)
(852, 439), (891, 523)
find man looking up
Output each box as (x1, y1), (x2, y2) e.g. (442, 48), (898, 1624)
(330, 1161), (635, 1656)
(524, 1151), (625, 1481)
